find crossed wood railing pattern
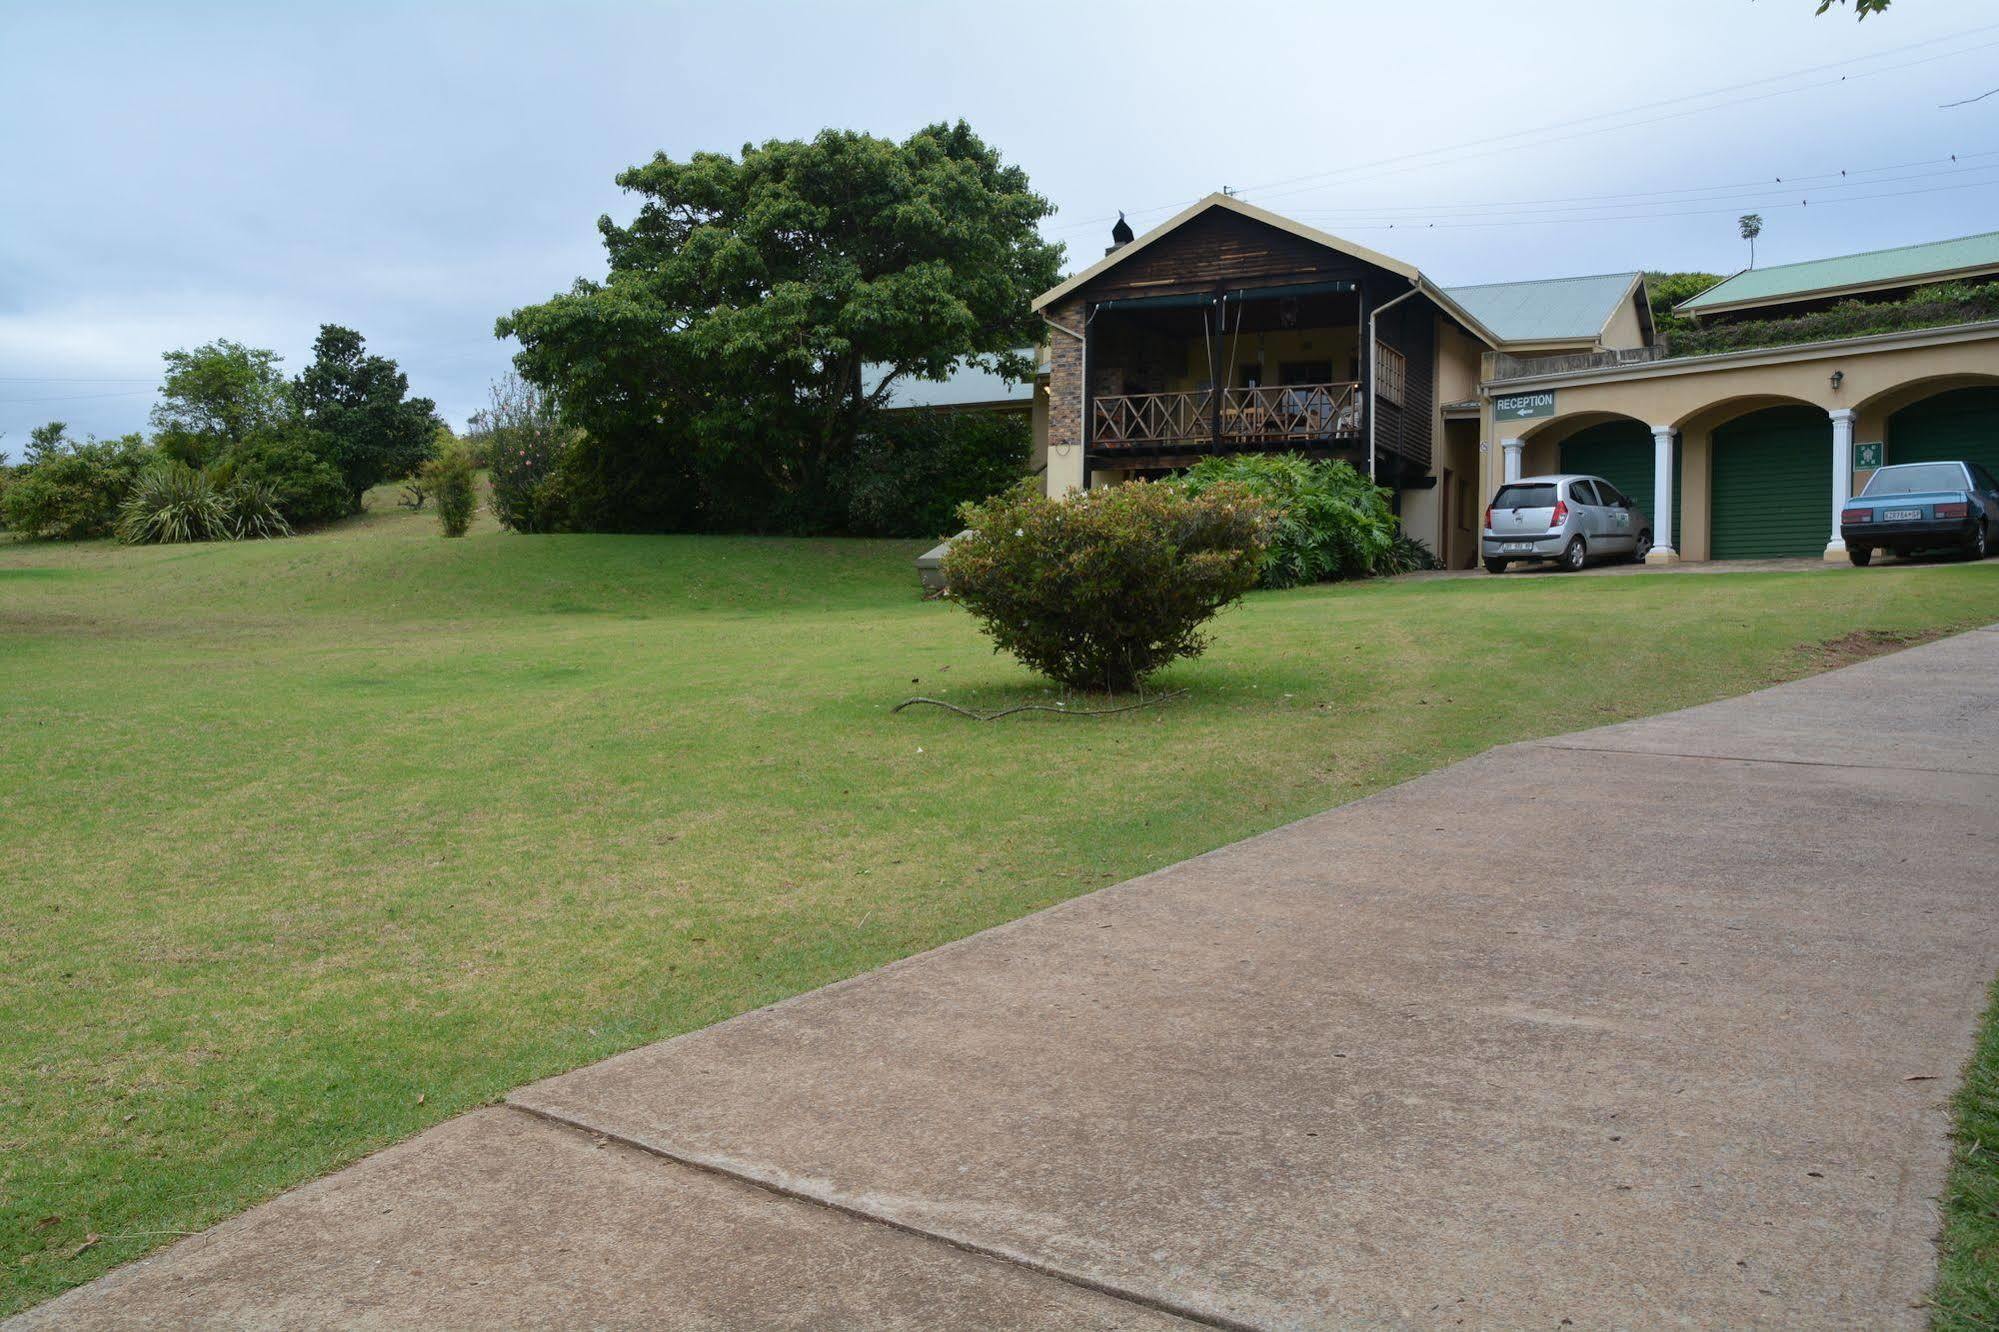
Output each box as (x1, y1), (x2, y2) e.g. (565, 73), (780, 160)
(1091, 389), (1215, 448)
(1092, 382), (1362, 449)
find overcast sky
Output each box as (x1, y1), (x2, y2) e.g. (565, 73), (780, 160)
(4, 0), (1997, 456)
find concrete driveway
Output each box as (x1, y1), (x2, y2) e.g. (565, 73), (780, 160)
(16, 629), (1999, 1329)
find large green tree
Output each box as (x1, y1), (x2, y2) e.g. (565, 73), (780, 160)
(498, 121), (1063, 531)
(292, 325), (440, 511)
(150, 340), (292, 466)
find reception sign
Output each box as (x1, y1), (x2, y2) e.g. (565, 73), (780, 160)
(1494, 391), (1556, 421)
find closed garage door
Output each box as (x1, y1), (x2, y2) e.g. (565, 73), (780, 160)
(1710, 406), (1830, 559)
(1560, 419), (1681, 549)
(1888, 386), (1999, 476)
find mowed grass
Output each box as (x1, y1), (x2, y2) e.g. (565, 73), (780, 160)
(1936, 976), (1999, 1329)
(5, 497), (1999, 1315)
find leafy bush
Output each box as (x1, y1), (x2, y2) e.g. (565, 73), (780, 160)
(1669, 279), (1999, 357)
(116, 464), (234, 544)
(1169, 454), (1400, 587)
(429, 442), (477, 537)
(1644, 271), (1724, 345)
(481, 374), (570, 533)
(942, 479), (1268, 693)
(0, 434), (156, 540)
(227, 479), (292, 540)
(841, 409), (1031, 537)
(1378, 533), (1438, 576)
(210, 431), (350, 527)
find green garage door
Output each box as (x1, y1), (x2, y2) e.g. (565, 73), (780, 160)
(1888, 386), (1999, 476)
(1710, 406), (1831, 559)
(1560, 419), (1681, 549)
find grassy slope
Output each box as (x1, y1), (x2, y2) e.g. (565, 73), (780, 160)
(1935, 977), (1999, 1329)
(4, 499), (1999, 1314)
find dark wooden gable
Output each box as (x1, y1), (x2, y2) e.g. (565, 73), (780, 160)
(1072, 208), (1385, 303)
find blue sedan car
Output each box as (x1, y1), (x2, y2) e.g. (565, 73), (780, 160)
(1840, 461), (1999, 566)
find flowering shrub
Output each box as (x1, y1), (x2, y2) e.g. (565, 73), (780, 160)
(942, 479), (1268, 693)
(481, 374), (569, 532)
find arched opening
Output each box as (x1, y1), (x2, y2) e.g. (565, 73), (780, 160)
(1887, 384), (1999, 476)
(1554, 416), (1679, 552)
(1708, 403), (1832, 559)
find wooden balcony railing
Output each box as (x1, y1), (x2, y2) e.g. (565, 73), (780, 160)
(1092, 382), (1361, 450)
(1091, 388), (1215, 449)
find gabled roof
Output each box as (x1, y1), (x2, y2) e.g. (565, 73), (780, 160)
(1441, 272), (1647, 346)
(1678, 229), (1999, 315)
(1032, 193), (1417, 312)
(1032, 193), (1502, 346)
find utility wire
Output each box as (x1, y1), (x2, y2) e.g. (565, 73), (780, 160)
(1279, 156), (1999, 223)
(1325, 173), (1999, 232)
(0, 389), (160, 404)
(1045, 21), (1999, 238)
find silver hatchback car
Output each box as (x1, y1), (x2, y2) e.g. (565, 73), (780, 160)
(1483, 473), (1654, 573)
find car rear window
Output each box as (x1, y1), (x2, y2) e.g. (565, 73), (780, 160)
(1862, 463), (1966, 496)
(1492, 483), (1557, 509)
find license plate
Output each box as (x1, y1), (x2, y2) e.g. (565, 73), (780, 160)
(1883, 507), (1922, 521)
(1502, 543), (1533, 553)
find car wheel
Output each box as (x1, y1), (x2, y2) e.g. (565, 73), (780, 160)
(1484, 558), (1508, 575)
(1967, 522), (1990, 561)
(1848, 546), (1873, 568)
(1631, 529), (1652, 563)
(1559, 537), (1587, 572)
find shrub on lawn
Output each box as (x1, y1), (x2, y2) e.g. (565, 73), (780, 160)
(1169, 453), (1401, 587)
(942, 479), (1268, 693)
(116, 463), (235, 544)
(429, 442), (477, 537)
(209, 431), (351, 528)
(481, 373), (570, 533)
(227, 479), (292, 540)
(1, 433), (156, 540)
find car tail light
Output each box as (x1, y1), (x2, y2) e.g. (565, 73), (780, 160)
(1547, 500), (1568, 530)
(1483, 505), (1494, 530)
(1841, 507), (1872, 523)
(1935, 502), (1970, 519)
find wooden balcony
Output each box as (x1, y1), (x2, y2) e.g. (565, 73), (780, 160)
(1092, 382), (1362, 452)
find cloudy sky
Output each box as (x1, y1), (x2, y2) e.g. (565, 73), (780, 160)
(4, 0), (1997, 456)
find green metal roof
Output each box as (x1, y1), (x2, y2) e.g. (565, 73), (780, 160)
(1440, 272), (1639, 343)
(1679, 229), (1999, 313)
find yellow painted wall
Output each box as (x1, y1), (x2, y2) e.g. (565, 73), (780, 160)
(1480, 329), (1999, 561)
(1176, 327), (1360, 389)
(1599, 293), (1648, 351)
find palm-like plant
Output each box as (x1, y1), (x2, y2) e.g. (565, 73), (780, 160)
(116, 464), (233, 545)
(1739, 213), (1764, 269)
(227, 479), (292, 540)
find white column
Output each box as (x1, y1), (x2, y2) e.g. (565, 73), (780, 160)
(1647, 425), (1678, 563)
(1501, 438), (1523, 483)
(1826, 408), (1855, 559)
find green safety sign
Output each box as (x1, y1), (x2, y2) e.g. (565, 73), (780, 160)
(1494, 391), (1556, 421)
(1853, 440), (1883, 470)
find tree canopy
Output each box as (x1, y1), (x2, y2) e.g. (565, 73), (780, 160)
(293, 325), (440, 511)
(498, 121), (1063, 531)
(150, 340), (292, 465)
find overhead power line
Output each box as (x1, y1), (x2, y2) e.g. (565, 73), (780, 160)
(1279, 154), (1999, 224)
(1324, 172), (1999, 233)
(1045, 19), (1999, 238)
(0, 389), (160, 405)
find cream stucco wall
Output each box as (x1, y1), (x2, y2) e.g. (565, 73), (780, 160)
(1481, 326), (1999, 561)
(1598, 292), (1648, 352)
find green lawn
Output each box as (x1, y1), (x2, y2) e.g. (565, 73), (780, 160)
(1936, 977), (1999, 1329)
(5, 498), (1999, 1316)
